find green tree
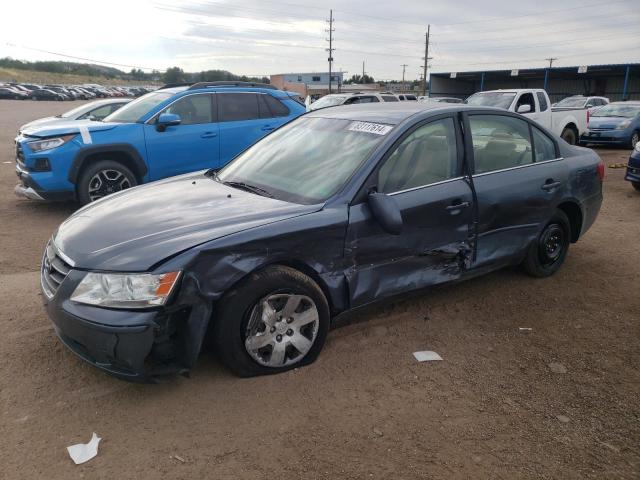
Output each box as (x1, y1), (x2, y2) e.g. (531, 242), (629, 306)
(162, 66), (185, 84)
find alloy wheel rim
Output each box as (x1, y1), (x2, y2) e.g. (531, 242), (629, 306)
(632, 133), (639, 148)
(539, 224), (564, 265)
(88, 169), (132, 201)
(244, 293), (319, 368)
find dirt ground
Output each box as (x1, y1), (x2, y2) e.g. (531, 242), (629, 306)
(0, 100), (638, 480)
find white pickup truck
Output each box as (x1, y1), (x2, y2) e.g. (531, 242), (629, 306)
(465, 89), (588, 145)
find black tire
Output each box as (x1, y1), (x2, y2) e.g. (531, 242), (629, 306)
(522, 210), (571, 278)
(632, 181), (640, 192)
(630, 131), (639, 149)
(76, 159), (137, 205)
(211, 265), (330, 377)
(561, 127), (577, 145)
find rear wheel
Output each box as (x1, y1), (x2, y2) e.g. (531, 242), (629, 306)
(630, 131), (639, 149)
(561, 127), (577, 145)
(522, 210), (571, 278)
(77, 160), (137, 205)
(212, 265), (330, 377)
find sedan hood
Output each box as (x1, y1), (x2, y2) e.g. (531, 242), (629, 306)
(54, 172), (321, 271)
(20, 119), (117, 138)
(588, 116), (629, 130)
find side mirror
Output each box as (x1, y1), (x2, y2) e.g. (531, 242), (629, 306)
(87, 115), (97, 121)
(516, 104), (532, 114)
(368, 191), (403, 235)
(156, 113), (181, 132)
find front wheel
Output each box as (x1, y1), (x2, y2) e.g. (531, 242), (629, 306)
(561, 127), (577, 145)
(76, 160), (137, 205)
(522, 210), (571, 278)
(212, 265), (330, 377)
(632, 181), (640, 192)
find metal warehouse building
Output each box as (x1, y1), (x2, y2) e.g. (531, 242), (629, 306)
(429, 63), (639, 103)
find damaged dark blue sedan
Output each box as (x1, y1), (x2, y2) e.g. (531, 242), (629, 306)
(42, 103), (604, 381)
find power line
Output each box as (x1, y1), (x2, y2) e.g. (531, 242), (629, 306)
(4, 43), (163, 71)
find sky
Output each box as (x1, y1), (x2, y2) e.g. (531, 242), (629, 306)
(0, 0), (638, 81)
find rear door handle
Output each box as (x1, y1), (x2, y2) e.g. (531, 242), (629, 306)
(201, 132), (218, 138)
(541, 180), (562, 191)
(445, 201), (470, 211)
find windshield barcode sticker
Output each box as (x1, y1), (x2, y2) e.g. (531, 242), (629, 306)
(348, 121), (393, 135)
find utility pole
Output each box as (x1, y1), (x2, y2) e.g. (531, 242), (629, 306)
(326, 10), (335, 94)
(401, 64), (408, 92)
(362, 61), (365, 82)
(421, 25), (430, 97)
(546, 57), (557, 69)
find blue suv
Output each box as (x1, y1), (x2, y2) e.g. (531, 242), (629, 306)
(14, 82), (305, 204)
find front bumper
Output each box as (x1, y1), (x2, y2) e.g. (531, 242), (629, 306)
(15, 163), (75, 202)
(579, 129), (631, 146)
(43, 266), (192, 382)
(626, 151), (640, 184)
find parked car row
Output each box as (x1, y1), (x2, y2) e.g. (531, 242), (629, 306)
(0, 82), (154, 101)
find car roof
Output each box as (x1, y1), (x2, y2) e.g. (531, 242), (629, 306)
(305, 102), (478, 125)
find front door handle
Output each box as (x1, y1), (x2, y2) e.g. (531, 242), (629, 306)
(261, 125), (275, 132)
(541, 180), (562, 191)
(201, 132), (218, 138)
(445, 201), (470, 212)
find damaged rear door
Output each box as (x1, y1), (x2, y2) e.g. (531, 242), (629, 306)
(345, 114), (474, 307)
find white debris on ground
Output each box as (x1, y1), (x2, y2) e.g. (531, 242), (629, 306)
(67, 433), (101, 465)
(413, 351), (443, 362)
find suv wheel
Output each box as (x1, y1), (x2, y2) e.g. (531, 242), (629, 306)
(212, 265), (330, 377)
(77, 160), (137, 205)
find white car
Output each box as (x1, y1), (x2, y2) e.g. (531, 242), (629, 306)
(18, 98), (131, 133)
(552, 95), (609, 115)
(466, 89), (588, 145)
(308, 92), (399, 111)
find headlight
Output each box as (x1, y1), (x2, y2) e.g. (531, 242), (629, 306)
(28, 134), (76, 152)
(615, 120), (631, 130)
(71, 271), (181, 308)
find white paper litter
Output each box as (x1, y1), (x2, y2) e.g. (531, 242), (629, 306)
(67, 432), (101, 465)
(413, 351), (443, 362)
(519, 327), (533, 332)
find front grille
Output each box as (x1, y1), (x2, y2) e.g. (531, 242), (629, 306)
(15, 142), (25, 168)
(41, 241), (72, 299)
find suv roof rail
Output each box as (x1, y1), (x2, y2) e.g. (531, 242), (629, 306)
(188, 81), (277, 90)
(160, 82), (194, 89)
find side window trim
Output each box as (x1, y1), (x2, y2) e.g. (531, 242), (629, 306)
(376, 114), (465, 195)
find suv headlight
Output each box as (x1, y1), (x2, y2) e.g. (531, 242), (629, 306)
(615, 120), (631, 130)
(28, 134), (76, 152)
(71, 271), (181, 308)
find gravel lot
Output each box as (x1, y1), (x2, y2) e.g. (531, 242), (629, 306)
(1, 100), (638, 479)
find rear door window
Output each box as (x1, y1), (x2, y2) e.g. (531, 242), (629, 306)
(532, 126), (557, 161)
(218, 93), (260, 122)
(258, 94), (290, 118)
(381, 95), (399, 102)
(469, 115), (533, 174)
(536, 92), (549, 111)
